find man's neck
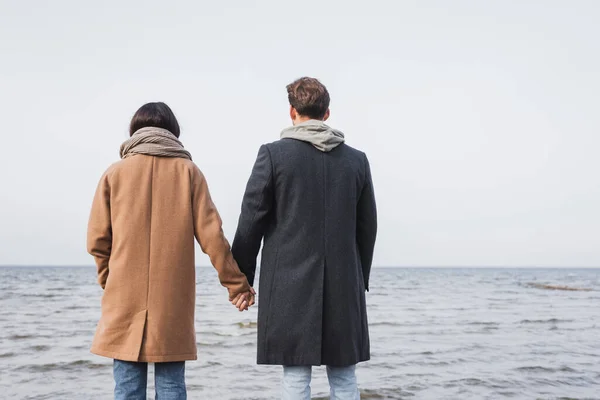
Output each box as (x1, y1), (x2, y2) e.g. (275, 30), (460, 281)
(293, 116), (322, 126)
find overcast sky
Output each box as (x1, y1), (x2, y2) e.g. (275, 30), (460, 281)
(1, 1), (598, 267)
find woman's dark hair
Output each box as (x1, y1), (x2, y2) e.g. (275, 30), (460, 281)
(129, 102), (181, 138)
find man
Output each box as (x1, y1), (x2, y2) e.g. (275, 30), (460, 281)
(232, 77), (377, 400)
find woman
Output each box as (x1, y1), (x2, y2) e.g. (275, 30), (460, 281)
(87, 102), (254, 399)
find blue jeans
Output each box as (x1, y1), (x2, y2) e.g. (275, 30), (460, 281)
(282, 365), (360, 400)
(113, 359), (186, 400)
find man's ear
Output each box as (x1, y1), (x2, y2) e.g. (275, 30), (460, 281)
(323, 109), (330, 121)
(290, 106), (298, 125)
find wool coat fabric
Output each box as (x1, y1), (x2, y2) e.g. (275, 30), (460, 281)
(232, 139), (377, 367)
(87, 155), (251, 362)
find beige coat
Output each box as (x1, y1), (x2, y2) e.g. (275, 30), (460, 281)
(87, 154), (250, 362)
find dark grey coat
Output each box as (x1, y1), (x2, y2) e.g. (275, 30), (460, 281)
(232, 138), (377, 367)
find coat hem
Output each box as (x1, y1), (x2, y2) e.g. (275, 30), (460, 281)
(257, 354), (370, 367)
(91, 347), (197, 362)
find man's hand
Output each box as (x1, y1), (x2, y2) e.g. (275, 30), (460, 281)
(231, 287), (256, 311)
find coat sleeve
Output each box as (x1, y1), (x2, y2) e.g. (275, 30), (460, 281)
(192, 166), (251, 300)
(87, 172), (113, 289)
(357, 154), (377, 291)
(231, 145), (274, 287)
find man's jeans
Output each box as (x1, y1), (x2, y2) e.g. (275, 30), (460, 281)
(113, 359), (186, 400)
(282, 365), (360, 400)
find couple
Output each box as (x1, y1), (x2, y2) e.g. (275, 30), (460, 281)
(87, 77), (377, 400)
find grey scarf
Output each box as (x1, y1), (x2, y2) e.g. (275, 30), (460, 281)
(120, 127), (192, 160)
(280, 120), (345, 152)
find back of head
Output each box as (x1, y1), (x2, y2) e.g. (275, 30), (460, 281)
(129, 102), (181, 138)
(286, 77), (330, 120)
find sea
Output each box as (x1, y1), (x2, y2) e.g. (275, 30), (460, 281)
(0, 267), (599, 400)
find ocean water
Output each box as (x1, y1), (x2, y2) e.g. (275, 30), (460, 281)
(0, 267), (599, 400)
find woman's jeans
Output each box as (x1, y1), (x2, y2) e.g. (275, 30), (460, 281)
(282, 365), (360, 400)
(113, 359), (186, 400)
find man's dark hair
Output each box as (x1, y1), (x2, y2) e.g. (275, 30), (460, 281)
(286, 77), (330, 119)
(129, 102), (181, 138)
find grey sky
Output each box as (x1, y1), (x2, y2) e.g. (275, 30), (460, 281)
(1, 1), (598, 267)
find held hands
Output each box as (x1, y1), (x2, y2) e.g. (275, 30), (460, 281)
(231, 288), (256, 312)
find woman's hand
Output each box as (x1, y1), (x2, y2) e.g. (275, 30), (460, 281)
(231, 288), (256, 311)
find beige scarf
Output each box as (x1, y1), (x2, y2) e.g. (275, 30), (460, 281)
(120, 127), (192, 160)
